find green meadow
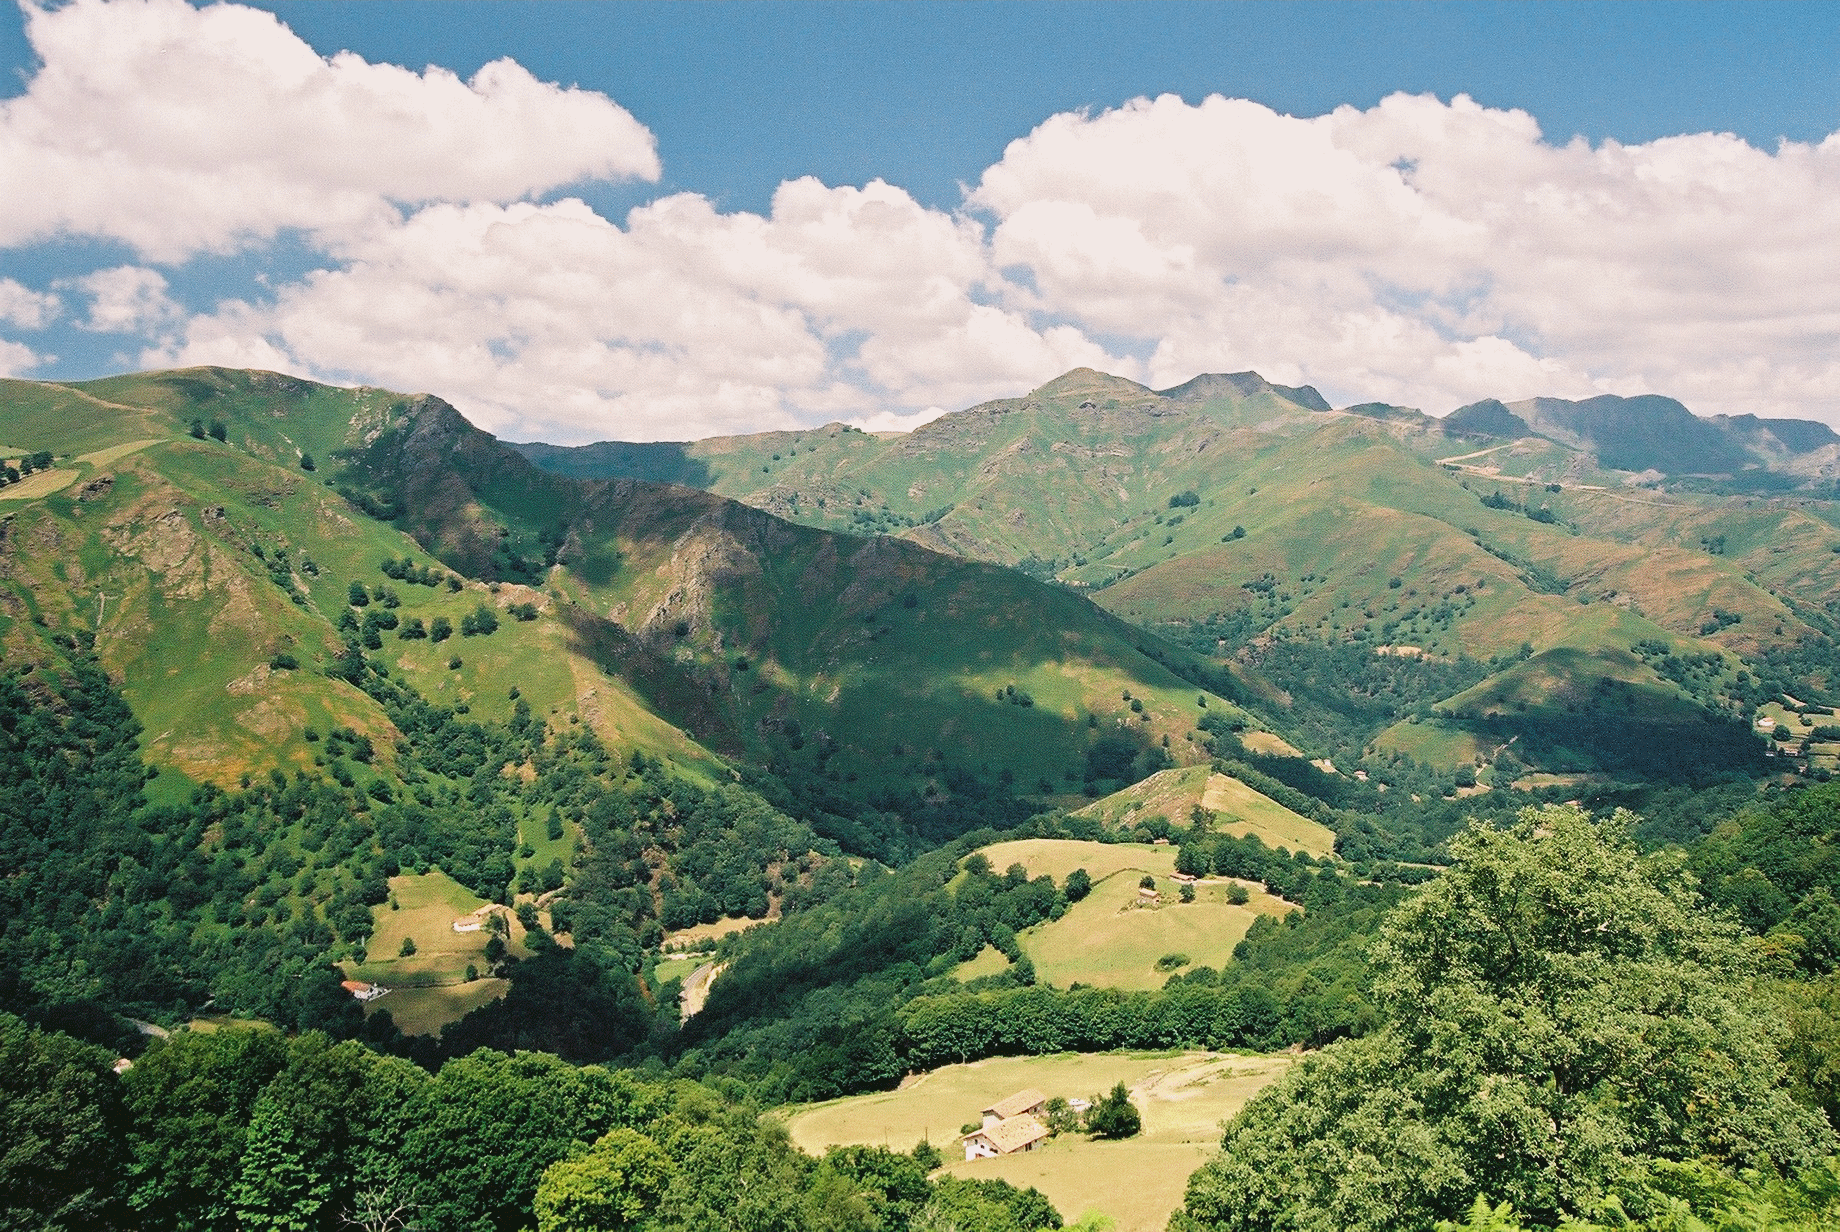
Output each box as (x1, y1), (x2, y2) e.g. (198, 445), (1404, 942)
(785, 1050), (1295, 1232)
(958, 839), (1293, 989)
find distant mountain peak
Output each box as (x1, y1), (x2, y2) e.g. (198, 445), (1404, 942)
(1029, 368), (1155, 402)
(1444, 398), (1532, 439)
(1158, 371), (1333, 413)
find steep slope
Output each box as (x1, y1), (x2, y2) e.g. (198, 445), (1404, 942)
(509, 369), (1840, 781)
(1, 367), (1252, 836)
(341, 391), (1253, 816)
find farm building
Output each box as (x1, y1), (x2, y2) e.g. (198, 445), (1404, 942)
(961, 1089), (1051, 1161)
(979, 1089), (1047, 1127)
(961, 1114), (1048, 1161)
(453, 903), (507, 933)
(340, 980), (388, 1003)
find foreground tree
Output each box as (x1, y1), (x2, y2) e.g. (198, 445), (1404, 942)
(1173, 805), (1836, 1232)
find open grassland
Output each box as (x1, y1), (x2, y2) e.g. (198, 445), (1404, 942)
(959, 840), (1293, 989)
(1199, 773), (1336, 856)
(368, 979), (509, 1037)
(346, 870), (530, 1008)
(1023, 871), (1290, 990)
(664, 915), (768, 949)
(652, 955), (705, 985)
(1371, 717), (1491, 771)
(785, 1050), (1294, 1232)
(1071, 768), (1335, 857)
(974, 838), (1177, 885)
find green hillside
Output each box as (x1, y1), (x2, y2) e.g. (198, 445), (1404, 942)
(1, 367), (1254, 841)
(512, 368), (1840, 783)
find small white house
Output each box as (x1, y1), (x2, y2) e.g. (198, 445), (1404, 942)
(452, 918), (483, 933)
(341, 980), (388, 1003)
(961, 1089), (1052, 1161)
(961, 1115), (1048, 1161)
(979, 1089), (1046, 1128)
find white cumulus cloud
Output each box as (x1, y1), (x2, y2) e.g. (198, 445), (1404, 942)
(9, 2), (1840, 439)
(0, 337), (45, 377)
(69, 266), (183, 333)
(972, 92), (1840, 419)
(0, 278), (59, 329)
(0, 0), (659, 260)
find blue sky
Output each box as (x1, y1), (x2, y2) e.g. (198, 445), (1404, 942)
(2, 1), (1838, 441)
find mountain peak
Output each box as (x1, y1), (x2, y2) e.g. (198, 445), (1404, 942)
(1028, 368), (1155, 402)
(1444, 398), (1531, 439)
(1158, 371), (1332, 413)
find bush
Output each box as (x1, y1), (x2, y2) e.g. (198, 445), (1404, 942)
(461, 604), (499, 637)
(430, 616), (453, 643)
(1086, 1082), (1141, 1139)
(1064, 869), (1092, 902)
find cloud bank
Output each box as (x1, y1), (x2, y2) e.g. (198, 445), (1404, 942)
(3, 0), (1838, 441)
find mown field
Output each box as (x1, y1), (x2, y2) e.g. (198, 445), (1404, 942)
(784, 1050), (1294, 1232)
(1072, 766), (1335, 857)
(344, 869), (529, 1035)
(958, 839), (1294, 989)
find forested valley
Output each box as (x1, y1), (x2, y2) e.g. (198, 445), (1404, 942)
(7, 607), (1840, 1230)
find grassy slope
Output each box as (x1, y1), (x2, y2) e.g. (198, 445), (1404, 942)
(510, 369), (1833, 773)
(2, 367), (1255, 820)
(957, 838), (1292, 990)
(784, 1050), (1295, 1232)
(1069, 766), (1337, 857)
(345, 389), (1254, 802)
(0, 370), (726, 794)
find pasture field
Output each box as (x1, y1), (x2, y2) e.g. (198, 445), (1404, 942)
(1371, 717), (1490, 771)
(1199, 773), (1335, 856)
(785, 1050), (1294, 1232)
(957, 840), (1292, 989)
(371, 979), (508, 1037)
(1072, 768), (1333, 855)
(664, 915), (767, 948)
(652, 955), (705, 985)
(345, 870), (531, 1031)
(1074, 772), (1332, 860)
(1023, 871), (1290, 990)
(1237, 730), (1302, 758)
(975, 838), (1176, 885)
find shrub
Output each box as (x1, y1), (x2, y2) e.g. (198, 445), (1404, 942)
(1086, 1082), (1141, 1139)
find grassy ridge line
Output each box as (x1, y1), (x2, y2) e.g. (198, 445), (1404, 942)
(508, 366), (1827, 781)
(2, 366), (1272, 848)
